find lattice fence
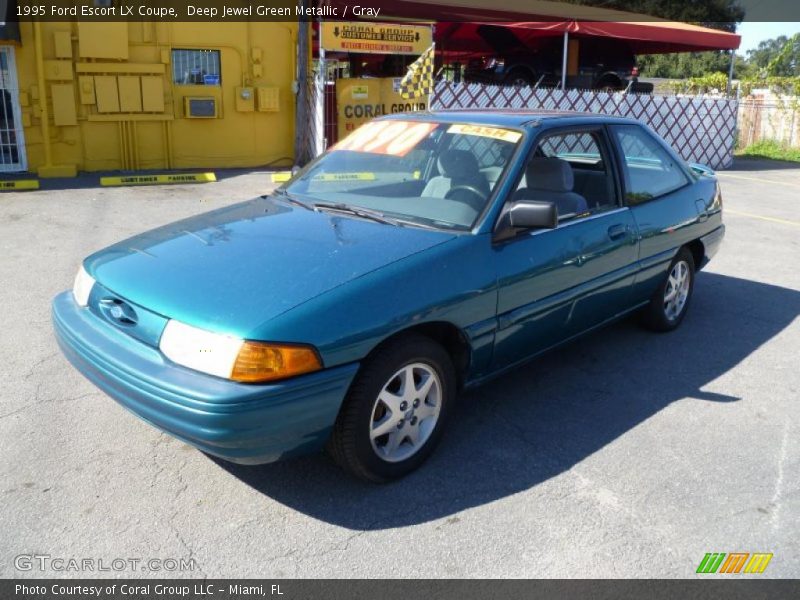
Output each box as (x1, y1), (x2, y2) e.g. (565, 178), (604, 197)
(432, 82), (739, 170)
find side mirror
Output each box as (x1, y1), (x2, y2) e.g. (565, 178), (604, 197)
(508, 200), (558, 230)
(688, 162), (715, 177)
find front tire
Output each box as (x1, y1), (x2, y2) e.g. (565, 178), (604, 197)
(641, 247), (695, 332)
(327, 333), (456, 482)
(594, 76), (623, 92)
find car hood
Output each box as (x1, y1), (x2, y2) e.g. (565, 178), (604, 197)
(84, 195), (456, 337)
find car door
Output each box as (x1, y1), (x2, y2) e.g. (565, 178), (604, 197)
(491, 125), (640, 371)
(608, 124), (701, 303)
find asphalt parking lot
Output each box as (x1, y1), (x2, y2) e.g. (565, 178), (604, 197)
(1, 159), (798, 578)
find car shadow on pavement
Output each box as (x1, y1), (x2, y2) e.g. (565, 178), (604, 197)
(212, 272), (800, 530)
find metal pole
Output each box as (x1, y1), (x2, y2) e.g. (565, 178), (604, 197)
(561, 30), (569, 91)
(294, 0), (310, 167)
(315, 31), (326, 155)
(726, 49), (735, 96)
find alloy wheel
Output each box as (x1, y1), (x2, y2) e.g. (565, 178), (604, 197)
(369, 363), (442, 463)
(664, 260), (691, 321)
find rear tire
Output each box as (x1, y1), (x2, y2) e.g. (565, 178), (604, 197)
(327, 333), (456, 482)
(641, 247), (695, 332)
(504, 68), (534, 88)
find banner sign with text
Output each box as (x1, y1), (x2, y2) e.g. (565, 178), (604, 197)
(321, 21), (432, 55)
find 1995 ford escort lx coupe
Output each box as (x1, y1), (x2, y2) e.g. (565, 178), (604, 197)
(53, 110), (724, 481)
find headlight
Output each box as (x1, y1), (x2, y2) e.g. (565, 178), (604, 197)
(159, 319), (322, 383)
(72, 265), (95, 307)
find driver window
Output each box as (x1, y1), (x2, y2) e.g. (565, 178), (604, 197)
(447, 134), (513, 190)
(514, 130), (618, 223)
(420, 128), (521, 212)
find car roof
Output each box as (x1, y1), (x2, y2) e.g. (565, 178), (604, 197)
(380, 109), (640, 129)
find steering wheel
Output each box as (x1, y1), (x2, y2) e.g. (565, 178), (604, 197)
(444, 185), (487, 210)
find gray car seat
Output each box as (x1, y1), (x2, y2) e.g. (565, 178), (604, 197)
(480, 144), (514, 188)
(513, 157), (589, 218)
(422, 150), (490, 199)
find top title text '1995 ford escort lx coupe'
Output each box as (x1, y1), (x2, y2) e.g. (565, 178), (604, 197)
(53, 110), (724, 482)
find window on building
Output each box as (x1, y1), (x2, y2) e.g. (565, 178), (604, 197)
(172, 49), (221, 86)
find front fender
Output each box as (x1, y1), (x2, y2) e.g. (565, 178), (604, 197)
(252, 234), (499, 378)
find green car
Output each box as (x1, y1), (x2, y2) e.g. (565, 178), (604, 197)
(53, 111), (724, 481)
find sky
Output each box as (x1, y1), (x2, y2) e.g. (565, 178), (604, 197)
(736, 22), (800, 55)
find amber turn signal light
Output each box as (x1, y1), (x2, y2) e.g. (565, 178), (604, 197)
(230, 342), (322, 383)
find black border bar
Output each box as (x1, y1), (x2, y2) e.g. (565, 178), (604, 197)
(4, 579), (800, 600)
(6, 0), (800, 22)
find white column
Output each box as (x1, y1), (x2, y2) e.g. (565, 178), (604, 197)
(561, 30), (569, 90)
(294, 3), (310, 166)
(314, 39), (326, 155)
(726, 49), (735, 95)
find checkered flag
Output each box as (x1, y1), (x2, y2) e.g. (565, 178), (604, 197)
(400, 44), (435, 100)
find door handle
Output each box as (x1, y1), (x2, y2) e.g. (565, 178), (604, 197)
(607, 224), (628, 240)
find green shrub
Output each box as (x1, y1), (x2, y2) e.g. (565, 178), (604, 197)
(667, 72), (730, 94)
(665, 74), (800, 98)
(737, 140), (800, 162)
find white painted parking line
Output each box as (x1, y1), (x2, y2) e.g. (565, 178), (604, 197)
(718, 172), (800, 189)
(725, 209), (800, 228)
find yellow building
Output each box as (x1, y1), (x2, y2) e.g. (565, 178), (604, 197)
(0, 21), (298, 176)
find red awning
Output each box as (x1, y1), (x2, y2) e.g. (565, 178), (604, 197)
(436, 21), (740, 57)
(524, 20), (740, 53)
(327, 0), (741, 55)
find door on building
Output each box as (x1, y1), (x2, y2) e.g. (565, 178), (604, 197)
(0, 46), (26, 172)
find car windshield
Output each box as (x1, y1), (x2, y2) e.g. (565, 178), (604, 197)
(283, 120), (523, 230)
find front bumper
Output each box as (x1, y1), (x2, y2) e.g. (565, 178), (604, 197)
(52, 292), (359, 464)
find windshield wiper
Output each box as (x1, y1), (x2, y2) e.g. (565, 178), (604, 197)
(385, 217), (445, 231)
(312, 202), (398, 226)
(272, 188), (311, 210)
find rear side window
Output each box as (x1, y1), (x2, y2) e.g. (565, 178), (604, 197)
(538, 132), (599, 160)
(612, 125), (688, 204)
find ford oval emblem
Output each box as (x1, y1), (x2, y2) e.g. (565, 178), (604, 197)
(101, 297), (138, 326)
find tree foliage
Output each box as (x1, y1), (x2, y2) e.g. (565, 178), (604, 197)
(638, 52), (743, 79)
(748, 34), (800, 76)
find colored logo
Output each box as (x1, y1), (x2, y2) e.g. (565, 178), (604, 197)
(697, 553), (773, 574)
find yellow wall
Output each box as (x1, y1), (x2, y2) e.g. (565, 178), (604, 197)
(12, 21), (298, 175)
